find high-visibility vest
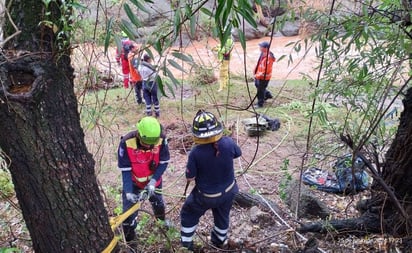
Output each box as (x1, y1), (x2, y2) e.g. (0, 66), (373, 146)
(125, 137), (162, 188)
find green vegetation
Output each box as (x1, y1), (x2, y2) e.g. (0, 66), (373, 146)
(0, 170), (13, 199)
(133, 213), (180, 250)
(0, 156), (13, 199)
(3, 0), (409, 251)
(0, 248), (21, 253)
(278, 158), (292, 201)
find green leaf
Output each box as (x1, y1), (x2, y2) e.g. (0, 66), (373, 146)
(189, 14), (196, 38)
(200, 7), (213, 17)
(165, 79), (176, 97)
(220, 0), (233, 29)
(129, 0), (150, 13)
(165, 68), (181, 89)
(70, 2), (87, 11)
(171, 51), (195, 64)
(124, 4), (142, 28)
(237, 29), (246, 50)
(294, 42), (301, 53)
(216, 0), (225, 21)
(113, 34), (122, 53)
(236, 8), (257, 28)
(237, 0), (257, 28)
(167, 59), (187, 73)
(156, 76), (168, 97)
(153, 38), (162, 54)
(174, 8), (181, 36)
(103, 17), (114, 55)
(120, 19), (137, 39)
(277, 55), (286, 62)
(222, 25), (232, 42)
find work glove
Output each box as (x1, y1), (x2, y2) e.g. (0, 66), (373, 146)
(138, 191), (148, 201)
(125, 193), (139, 203)
(144, 179), (157, 198)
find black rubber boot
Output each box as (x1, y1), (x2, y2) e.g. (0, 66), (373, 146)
(210, 230), (228, 249)
(153, 203), (166, 221)
(181, 241), (194, 251)
(123, 225), (137, 253)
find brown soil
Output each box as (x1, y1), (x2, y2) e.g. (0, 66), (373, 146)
(94, 36), (374, 252)
(1, 36), (382, 253)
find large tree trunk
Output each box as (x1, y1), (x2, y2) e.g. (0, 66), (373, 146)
(373, 85), (412, 236)
(0, 1), (115, 252)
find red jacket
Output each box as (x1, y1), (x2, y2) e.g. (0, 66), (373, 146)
(125, 137), (162, 189)
(116, 39), (132, 74)
(254, 51), (276, 80)
(128, 54), (142, 83)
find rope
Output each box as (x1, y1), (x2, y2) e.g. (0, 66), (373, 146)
(109, 201), (142, 230)
(101, 237), (118, 253)
(101, 201), (142, 253)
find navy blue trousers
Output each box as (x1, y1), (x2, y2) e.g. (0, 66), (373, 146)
(122, 183), (165, 241)
(254, 79), (271, 106)
(180, 184), (238, 246)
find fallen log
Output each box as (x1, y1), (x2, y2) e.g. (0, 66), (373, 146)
(234, 191), (285, 217)
(298, 212), (382, 235)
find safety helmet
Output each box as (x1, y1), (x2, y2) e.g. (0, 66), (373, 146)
(258, 41), (270, 48)
(192, 110), (223, 139)
(121, 31), (127, 37)
(136, 117), (161, 145)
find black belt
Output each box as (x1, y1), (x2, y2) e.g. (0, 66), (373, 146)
(200, 181), (235, 198)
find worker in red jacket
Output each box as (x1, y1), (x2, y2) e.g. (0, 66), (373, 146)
(116, 32), (132, 89)
(117, 116), (170, 252)
(254, 41), (275, 108)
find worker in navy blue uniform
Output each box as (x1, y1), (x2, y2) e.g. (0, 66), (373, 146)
(180, 110), (242, 251)
(117, 116), (170, 251)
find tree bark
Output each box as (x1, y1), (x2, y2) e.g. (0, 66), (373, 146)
(373, 85), (412, 236)
(235, 191), (285, 217)
(298, 212), (381, 235)
(0, 1), (115, 252)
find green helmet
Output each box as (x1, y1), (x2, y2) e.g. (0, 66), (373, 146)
(136, 117), (161, 145)
(121, 31), (127, 37)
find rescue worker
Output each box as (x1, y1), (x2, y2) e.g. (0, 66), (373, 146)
(254, 41), (275, 108)
(117, 116), (170, 251)
(216, 36), (234, 92)
(116, 32), (132, 89)
(128, 44), (143, 105)
(138, 54), (160, 117)
(180, 110), (242, 251)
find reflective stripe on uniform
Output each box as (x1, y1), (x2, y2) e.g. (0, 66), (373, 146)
(181, 224), (197, 234)
(135, 175), (152, 183)
(181, 236), (193, 243)
(181, 224), (197, 242)
(201, 180), (235, 198)
(213, 226), (228, 242)
(214, 225), (228, 235)
(118, 167), (132, 172)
